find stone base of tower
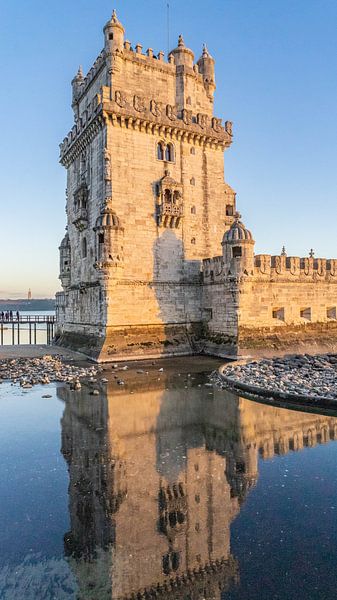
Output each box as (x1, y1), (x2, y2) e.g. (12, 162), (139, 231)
(54, 322), (205, 362)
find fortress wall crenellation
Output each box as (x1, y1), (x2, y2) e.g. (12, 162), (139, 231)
(254, 254), (337, 280)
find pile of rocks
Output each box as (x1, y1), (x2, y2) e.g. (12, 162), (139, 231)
(215, 354), (337, 401)
(0, 355), (98, 389)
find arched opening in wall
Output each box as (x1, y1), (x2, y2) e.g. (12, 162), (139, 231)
(190, 147), (196, 155)
(327, 306), (337, 320)
(232, 246), (242, 258)
(82, 237), (87, 259)
(109, 33), (114, 40)
(173, 190), (180, 204)
(165, 143), (175, 162)
(191, 206), (196, 214)
(272, 307), (285, 321)
(191, 237), (196, 245)
(164, 189), (171, 203)
(157, 142), (164, 161)
(300, 307), (311, 321)
(190, 177), (196, 186)
(226, 204), (234, 216)
(98, 233), (104, 258)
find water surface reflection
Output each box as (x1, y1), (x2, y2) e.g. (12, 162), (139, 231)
(56, 361), (337, 599)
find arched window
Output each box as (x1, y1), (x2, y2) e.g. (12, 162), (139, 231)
(157, 142), (164, 160)
(190, 177), (195, 186)
(164, 189), (171, 203)
(191, 206), (196, 215)
(226, 204), (234, 216)
(190, 147), (196, 155)
(82, 237), (87, 259)
(191, 237), (196, 245)
(165, 143), (174, 162)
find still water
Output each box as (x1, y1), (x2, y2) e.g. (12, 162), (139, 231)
(1, 357), (337, 599)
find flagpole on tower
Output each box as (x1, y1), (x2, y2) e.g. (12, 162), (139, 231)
(167, 2), (170, 56)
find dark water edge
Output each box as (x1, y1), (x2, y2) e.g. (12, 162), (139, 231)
(1, 356), (337, 599)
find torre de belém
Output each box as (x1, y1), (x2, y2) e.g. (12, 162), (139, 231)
(56, 10), (337, 361)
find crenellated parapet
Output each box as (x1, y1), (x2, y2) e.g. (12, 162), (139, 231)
(254, 254), (337, 281)
(203, 257), (224, 283)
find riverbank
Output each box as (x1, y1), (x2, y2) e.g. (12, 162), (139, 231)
(0, 344), (87, 361)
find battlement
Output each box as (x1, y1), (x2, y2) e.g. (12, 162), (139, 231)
(254, 254), (337, 280)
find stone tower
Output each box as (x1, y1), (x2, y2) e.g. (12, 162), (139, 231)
(56, 9), (235, 361)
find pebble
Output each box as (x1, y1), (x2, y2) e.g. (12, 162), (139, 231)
(0, 355), (98, 389)
(212, 353), (337, 401)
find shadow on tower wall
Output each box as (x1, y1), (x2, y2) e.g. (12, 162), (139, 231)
(151, 228), (204, 357)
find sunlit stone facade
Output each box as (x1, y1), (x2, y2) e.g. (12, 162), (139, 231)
(55, 10), (235, 361)
(56, 9), (337, 361)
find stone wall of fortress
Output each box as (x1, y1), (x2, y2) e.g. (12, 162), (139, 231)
(202, 253), (337, 357)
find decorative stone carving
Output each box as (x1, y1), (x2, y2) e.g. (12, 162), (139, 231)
(157, 170), (183, 228)
(212, 117), (222, 132)
(150, 99), (162, 118)
(133, 95), (146, 112)
(274, 256), (282, 274)
(73, 183), (88, 230)
(104, 149), (111, 181)
(225, 120), (233, 136)
(166, 104), (177, 120)
(115, 90), (127, 108)
(182, 109), (193, 125)
(197, 113), (208, 129)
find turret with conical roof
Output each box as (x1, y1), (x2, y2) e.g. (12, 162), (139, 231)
(103, 9), (125, 54)
(170, 34), (194, 69)
(197, 44), (216, 97)
(222, 213), (255, 277)
(71, 66), (83, 117)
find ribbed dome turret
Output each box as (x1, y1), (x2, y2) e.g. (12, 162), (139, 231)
(223, 214), (253, 244)
(94, 206), (121, 230)
(59, 233), (70, 248)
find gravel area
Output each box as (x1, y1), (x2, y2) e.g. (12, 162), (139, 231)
(215, 354), (337, 401)
(0, 355), (99, 388)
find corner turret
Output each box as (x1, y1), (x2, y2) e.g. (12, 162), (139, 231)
(103, 9), (125, 54)
(170, 35), (194, 69)
(71, 66), (83, 118)
(197, 45), (216, 97)
(222, 213), (255, 277)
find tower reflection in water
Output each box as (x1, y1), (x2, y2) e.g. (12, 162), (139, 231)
(57, 370), (337, 600)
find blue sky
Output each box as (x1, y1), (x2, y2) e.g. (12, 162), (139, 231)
(0, 0), (336, 298)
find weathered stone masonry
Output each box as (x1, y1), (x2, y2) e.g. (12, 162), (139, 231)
(56, 10), (235, 360)
(56, 9), (337, 361)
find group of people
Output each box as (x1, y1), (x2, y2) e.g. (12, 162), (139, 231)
(1, 311), (20, 322)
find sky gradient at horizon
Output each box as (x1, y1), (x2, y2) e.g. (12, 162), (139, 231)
(0, 0), (336, 298)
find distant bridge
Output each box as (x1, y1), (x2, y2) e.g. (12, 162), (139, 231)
(0, 315), (56, 345)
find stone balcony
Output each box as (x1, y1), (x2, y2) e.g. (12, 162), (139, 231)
(158, 201), (184, 228)
(73, 207), (88, 231)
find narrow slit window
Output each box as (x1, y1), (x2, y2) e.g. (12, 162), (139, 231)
(82, 237), (87, 259)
